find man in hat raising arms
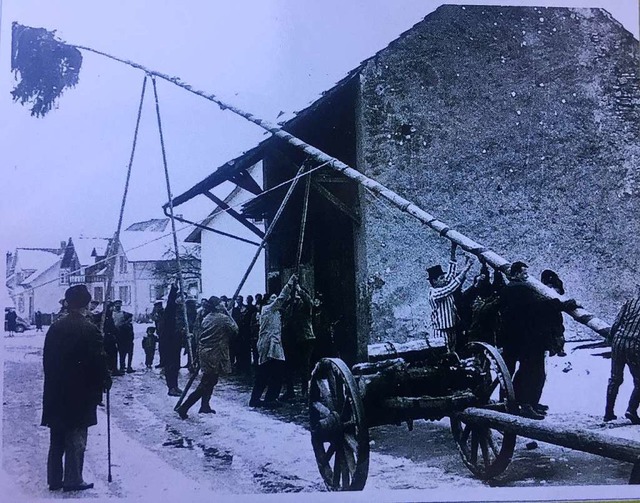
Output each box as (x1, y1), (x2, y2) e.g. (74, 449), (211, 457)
(427, 244), (473, 352)
(41, 284), (111, 492)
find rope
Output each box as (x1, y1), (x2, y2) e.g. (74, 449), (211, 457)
(231, 160), (310, 301)
(295, 167), (311, 274)
(99, 75), (147, 339)
(151, 75), (195, 367)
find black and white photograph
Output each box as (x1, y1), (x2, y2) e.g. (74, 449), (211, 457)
(1, 0), (640, 501)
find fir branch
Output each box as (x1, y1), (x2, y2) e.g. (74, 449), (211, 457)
(11, 22), (82, 117)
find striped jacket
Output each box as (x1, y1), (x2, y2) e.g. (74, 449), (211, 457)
(611, 295), (640, 350)
(429, 260), (464, 330)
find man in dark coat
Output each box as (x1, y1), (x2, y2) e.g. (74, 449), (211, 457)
(35, 309), (44, 332)
(6, 308), (18, 336)
(163, 284), (186, 396)
(112, 299), (135, 373)
(499, 261), (576, 420)
(41, 285), (111, 492)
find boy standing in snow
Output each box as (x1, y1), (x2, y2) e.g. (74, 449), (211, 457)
(141, 327), (158, 369)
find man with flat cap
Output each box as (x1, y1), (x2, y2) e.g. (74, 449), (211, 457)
(427, 243), (473, 352)
(41, 284), (111, 492)
(177, 296), (238, 418)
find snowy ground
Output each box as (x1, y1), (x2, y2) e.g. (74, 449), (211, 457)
(3, 325), (640, 502)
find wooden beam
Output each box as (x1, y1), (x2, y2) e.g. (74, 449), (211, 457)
(203, 191), (265, 238)
(167, 213), (260, 246)
(228, 169), (263, 196)
(311, 180), (360, 224)
(457, 408), (640, 464)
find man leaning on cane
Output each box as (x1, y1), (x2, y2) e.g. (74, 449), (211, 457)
(42, 284), (112, 492)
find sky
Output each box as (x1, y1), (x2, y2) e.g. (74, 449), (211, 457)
(1, 0), (638, 253)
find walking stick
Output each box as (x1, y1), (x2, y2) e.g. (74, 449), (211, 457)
(106, 389), (113, 483)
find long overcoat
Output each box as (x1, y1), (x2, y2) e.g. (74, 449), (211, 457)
(41, 311), (109, 429)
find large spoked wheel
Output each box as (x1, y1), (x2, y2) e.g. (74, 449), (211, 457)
(309, 358), (369, 491)
(450, 342), (517, 479)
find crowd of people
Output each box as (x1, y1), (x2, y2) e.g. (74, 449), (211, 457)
(427, 243), (578, 420)
(36, 251), (640, 492)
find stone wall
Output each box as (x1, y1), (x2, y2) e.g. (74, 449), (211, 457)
(356, 5), (640, 343)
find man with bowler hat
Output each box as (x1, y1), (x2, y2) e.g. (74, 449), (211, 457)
(41, 284), (111, 492)
(427, 244), (473, 352)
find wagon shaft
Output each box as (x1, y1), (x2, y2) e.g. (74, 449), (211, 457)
(457, 408), (640, 483)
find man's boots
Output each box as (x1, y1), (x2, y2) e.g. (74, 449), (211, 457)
(604, 383), (619, 421)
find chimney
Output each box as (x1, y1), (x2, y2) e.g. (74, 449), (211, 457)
(60, 240), (67, 252)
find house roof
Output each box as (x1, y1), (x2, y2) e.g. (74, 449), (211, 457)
(125, 219), (170, 232)
(119, 228), (198, 262)
(73, 237), (110, 267)
(14, 248), (61, 285)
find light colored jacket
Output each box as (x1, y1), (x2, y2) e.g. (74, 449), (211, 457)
(257, 283), (293, 365)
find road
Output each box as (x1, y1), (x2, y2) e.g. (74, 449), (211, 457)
(2, 325), (640, 501)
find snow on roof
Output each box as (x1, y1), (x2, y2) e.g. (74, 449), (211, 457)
(125, 219), (170, 232)
(119, 227), (197, 263)
(14, 248), (61, 284)
(73, 237), (110, 266)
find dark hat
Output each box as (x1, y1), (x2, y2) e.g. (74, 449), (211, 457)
(65, 285), (92, 309)
(427, 265), (445, 282)
(207, 296), (221, 307)
(113, 299), (123, 305)
(509, 261), (528, 277)
(541, 269), (565, 295)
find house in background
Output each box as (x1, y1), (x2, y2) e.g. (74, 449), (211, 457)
(119, 218), (201, 318)
(6, 219), (201, 322)
(5, 246), (64, 322)
(168, 5), (639, 365)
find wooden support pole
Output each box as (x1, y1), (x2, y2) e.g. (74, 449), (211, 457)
(457, 408), (640, 465)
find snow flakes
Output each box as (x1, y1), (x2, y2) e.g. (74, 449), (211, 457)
(516, 121), (520, 126)
(541, 156), (546, 160)
(482, 149), (487, 154)
(423, 141), (427, 146)
(511, 91), (516, 97)
(494, 22), (498, 26)
(509, 168), (514, 173)
(572, 93), (577, 97)
(553, 28), (557, 32)
(461, 6), (465, 9)
(539, 17), (545, 22)
(521, 41), (527, 47)
(561, 98), (566, 103)
(522, 30), (526, 35)
(516, 110), (522, 115)
(539, 83), (545, 87)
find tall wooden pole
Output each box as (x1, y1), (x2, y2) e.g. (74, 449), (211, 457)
(68, 41), (610, 337)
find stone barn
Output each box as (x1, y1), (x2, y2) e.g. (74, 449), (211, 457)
(170, 5), (640, 366)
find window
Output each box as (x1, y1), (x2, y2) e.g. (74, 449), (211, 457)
(118, 285), (131, 305)
(94, 286), (104, 302)
(59, 270), (68, 285)
(150, 284), (164, 302)
(118, 256), (128, 274)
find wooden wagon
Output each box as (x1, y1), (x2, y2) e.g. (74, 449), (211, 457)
(308, 340), (640, 491)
